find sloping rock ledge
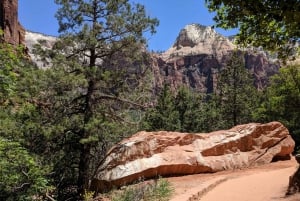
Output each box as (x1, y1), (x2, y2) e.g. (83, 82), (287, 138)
(91, 122), (294, 192)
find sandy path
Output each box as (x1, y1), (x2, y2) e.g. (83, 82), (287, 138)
(168, 159), (300, 201)
(200, 167), (298, 201)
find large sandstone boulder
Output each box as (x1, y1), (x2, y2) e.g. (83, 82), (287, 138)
(91, 122), (294, 192)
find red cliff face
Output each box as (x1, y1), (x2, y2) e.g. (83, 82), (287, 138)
(0, 0), (25, 45)
(151, 24), (280, 93)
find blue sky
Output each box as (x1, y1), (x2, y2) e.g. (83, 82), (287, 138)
(19, 0), (238, 51)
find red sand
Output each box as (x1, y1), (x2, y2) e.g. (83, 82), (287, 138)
(169, 158), (300, 201)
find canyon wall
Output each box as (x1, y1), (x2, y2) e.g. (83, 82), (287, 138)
(0, 0), (25, 45)
(151, 24), (280, 93)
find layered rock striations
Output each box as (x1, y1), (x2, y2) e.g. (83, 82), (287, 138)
(91, 121), (294, 192)
(165, 24), (234, 58)
(0, 0), (25, 45)
(23, 23), (280, 92)
(152, 24), (280, 93)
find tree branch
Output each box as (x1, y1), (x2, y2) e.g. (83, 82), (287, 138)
(96, 94), (148, 109)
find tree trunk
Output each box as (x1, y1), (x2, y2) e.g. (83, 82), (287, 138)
(77, 142), (91, 196)
(77, 79), (95, 197)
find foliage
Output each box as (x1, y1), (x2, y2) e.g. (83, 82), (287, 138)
(111, 178), (173, 201)
(82, 189), (95, 201)
(205, 0), (300, 60)
(3, 1), (300, 200)
(214, 50), (259, 128)
(254, 64), (300, 150)
(149, 178), (174, 201)
(174, 86), (202, 132)
(0, 41), (51, 200)
(143, 52), (260, 133)
(0, 137), (49, 201)
(0, 42), (23, 104)
(25, 0), (159, 199)
(142, 84), (180, 131)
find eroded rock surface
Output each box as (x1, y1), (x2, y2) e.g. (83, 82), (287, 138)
(0, 0), (25, 45)
(152, 24), (279, 93)
(91, 122), (294, 192)
(166, 24), (234, 57)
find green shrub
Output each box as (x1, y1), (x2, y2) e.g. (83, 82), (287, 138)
(82, 189), (95, 201)
(111, 178), (173, 201)
(148, 178), (174, 201)
(0, 137), (50, 201)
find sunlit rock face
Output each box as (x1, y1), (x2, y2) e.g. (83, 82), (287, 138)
(152, 23), (280, 93)
(24, 31), (57, 68)
(91, 121), (294, 192)
(166, 24), (234, 57)
(23, 23), (280, 92)
(175, 24), (220, 47)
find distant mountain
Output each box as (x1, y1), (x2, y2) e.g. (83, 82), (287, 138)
(24, 24), (280, 93)
(152, 24), (280, 93)
(164, 24), (234, 59)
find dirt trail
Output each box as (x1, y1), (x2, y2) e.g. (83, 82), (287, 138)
(168, 159), (300, 201)
(200, 167), (297, 201)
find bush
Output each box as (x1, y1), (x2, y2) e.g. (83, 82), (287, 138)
(111, 178), (173, 201)
(0, 137), (49, 201)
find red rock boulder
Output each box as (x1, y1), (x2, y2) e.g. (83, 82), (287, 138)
(91, 122), (294, 192)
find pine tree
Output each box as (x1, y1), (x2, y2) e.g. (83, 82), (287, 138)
(215, 50), (258, 128)
(174, 86), (204, 132)
(254, 64), (300, 150)
(142, 84), (180, 131)
(32, 0), (158, 198)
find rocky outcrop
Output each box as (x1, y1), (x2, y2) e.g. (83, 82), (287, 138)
(152, 24), (280, 92)
(25, 31), (57, 67)
(23, 23), (280, 92)
(0, 0), (25, 45)
(91, 122), (294, 192)
(165, 24), (234, 59)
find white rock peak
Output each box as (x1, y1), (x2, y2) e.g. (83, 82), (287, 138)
(163, 23), (235, 59)
(25, 31), (57, 68)
(181, 24), (219, 45)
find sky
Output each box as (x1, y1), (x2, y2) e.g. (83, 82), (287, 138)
(18, 0), (238, 51)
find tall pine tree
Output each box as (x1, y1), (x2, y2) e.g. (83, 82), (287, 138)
(142, 84), (180, 131)
(33, 0), (158, 199)
(215, 50), (258, 128)
(254, 64), (300, 150)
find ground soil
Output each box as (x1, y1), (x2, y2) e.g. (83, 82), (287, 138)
(168, 158), (300, 201)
